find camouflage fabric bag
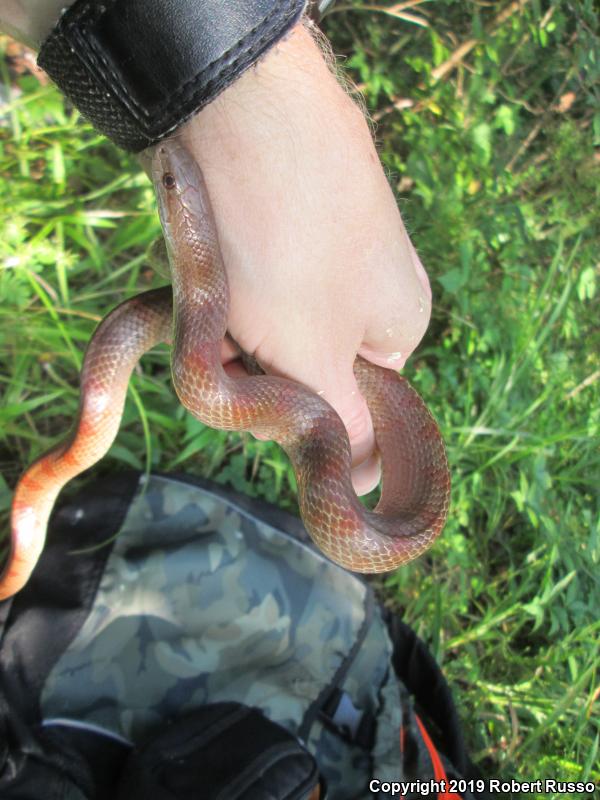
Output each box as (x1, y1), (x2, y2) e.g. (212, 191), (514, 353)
(0, 472), (483, 799)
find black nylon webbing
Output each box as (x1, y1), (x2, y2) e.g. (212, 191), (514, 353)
(38, 0), (306, 151)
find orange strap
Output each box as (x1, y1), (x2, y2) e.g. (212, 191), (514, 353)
(398, 715), (463, 800)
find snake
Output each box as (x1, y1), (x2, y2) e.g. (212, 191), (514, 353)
(0, 139), (450, 601)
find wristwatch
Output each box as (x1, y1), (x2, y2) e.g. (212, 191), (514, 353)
(38, 0), (307, 152)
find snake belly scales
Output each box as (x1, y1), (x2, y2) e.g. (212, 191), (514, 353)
(0, 140), (450, 601)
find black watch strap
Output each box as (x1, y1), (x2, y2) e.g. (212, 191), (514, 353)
(38, 0), (307, 152)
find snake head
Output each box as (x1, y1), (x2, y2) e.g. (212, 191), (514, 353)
(152, 140), (208, 215)
(151, 139), (217, 262)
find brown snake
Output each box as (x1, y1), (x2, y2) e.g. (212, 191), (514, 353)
(0, 140), (450, 601)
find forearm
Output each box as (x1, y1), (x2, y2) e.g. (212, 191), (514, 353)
(0, 0), (68, 48)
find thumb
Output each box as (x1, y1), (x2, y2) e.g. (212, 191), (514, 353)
(304, 368), (381, 498)
(251, 352), (381, 497)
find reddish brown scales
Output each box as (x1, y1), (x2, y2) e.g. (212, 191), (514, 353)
(0, 142), (450, 600)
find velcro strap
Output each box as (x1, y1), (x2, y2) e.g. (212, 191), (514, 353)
(38, 0), (306, 152)
(320, 689), (375, 750)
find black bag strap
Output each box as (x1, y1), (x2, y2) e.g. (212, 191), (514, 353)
(385, 612), (488, 784)
(116, 703), (321, 800)
(0, 472), (139, 730)
(386, 613), (467, 772)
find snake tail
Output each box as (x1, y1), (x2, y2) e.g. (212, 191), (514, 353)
(1, 288), (172, 601)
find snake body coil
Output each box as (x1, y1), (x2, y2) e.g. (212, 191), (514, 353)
(0, 141), (450, 601)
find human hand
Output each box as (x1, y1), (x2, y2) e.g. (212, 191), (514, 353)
(1, 3), (432, 497)
(179, 21), (431, 496)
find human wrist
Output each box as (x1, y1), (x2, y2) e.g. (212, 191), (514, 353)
(180, 20), (375, 208)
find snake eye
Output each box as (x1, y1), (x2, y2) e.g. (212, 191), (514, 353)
(162, 173), (176, 190)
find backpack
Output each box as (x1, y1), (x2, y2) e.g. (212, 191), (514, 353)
(0, 471), (486, 799)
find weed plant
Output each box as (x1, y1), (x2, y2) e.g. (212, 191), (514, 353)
(0, 1), (598, 793)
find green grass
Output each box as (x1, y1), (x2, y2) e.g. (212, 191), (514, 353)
(1, 1), (599, 794)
